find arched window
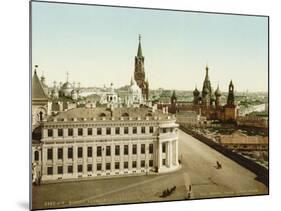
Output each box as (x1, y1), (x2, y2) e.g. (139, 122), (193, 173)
(122, 113), (129, 117)
(145, 113), (153, 117)
(99, 113), (106, 117)
(39, 111), (43, 121)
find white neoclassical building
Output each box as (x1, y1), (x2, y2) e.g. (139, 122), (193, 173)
(32, 106), (180, 183)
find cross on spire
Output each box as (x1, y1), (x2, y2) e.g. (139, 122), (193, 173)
(66, 71), (69, 82)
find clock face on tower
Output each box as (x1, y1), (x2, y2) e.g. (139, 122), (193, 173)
(135, 72), (144, 80)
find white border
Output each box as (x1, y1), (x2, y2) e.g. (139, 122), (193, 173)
(0, 0), (279, 211)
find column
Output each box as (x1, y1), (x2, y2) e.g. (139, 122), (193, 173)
(42, 147), (47, 176)
(120, 144), (124, 172)
(73, 145), (77, 176)
(63, 145), (68, 176)
(53, 146), (58, 175)
(83, 145), (87, 175)
(166, 142), (169, 167)
(128, 143), (132, 171)
(175, 139), (179, 165)
(158, 142), (162, 171)
(169, 142), (173, 167)
(111, 143), (115, 173)
(92, 144), (96, 174)
(102, 144), (106, 173)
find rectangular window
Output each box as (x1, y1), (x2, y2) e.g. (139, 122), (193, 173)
(133, 127), (137, 134)
(141, 127), (146, 134)
(106, 146), (111, 156)
(97, 163), (102, 171)
(78, 128), (83, 136)
(149, 144), (153, 154)
(97, 128), (102, 135)
(87, 128), (92, 136)
(149, 126), (154, 133)
(47, 167), (53, 175)
(106, 127), (111, 135)
(124, 145), (128, 155)
(78, 164), (83, 173)
(47, 148), (53, 160)
(34, 151), (39, 161)
(115, 145), (120, 156)
(87, 147), (92, 157)
(68, 128), (73, 136)
(141, 160), (145, 168)
(162, 159), (166, 165)
(115, 162), (120, 170)
(97, 146), (102, 157)
(124, 127), (129, 134)
(57, 148), (63, 160)
(78, 147), (83, 158)
(149, 160), (153, 167)
(58, 128), (63, 137)
(141, 144), (145, 154)
(68, 165), (73, 173)
(163, 128), (167, 133)
(162, 144), (166, 153)
(124, 161), (128, 169)
(132, 161), (137, 168)
(106, 163), (111, 170)
(87, 164), (92, 172)
(68, 147), (73, 159)
(57, 166), (63, 174)
(115, 127), (120, 134)
(132, 144), (137, 155)
(47, 129), (53, 137)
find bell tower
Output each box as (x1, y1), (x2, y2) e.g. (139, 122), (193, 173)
(134, 35), (149, 100)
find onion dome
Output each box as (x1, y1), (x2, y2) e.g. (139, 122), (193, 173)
(215, 85), (222, 97)
(203, 87), (209, 94)
(61, 82), (73, 89)
(193, 87), (200, 96)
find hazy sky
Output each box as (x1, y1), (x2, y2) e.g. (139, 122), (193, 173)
(32, 1), (268, 92)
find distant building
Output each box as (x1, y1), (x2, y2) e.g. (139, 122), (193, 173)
(158, 65), (237, 122)
(32, 66), (51, 127)
(32, 106), (180, 183)
(217, 131), (268, 151)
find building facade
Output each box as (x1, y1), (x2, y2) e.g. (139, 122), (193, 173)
(33, 107), (180, 183)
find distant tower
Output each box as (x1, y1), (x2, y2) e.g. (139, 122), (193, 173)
(193, 86), (200, 105)
(134, 34), (149, 100)
(201, 65), (212, 106)
(215, 85), (222, 107)
(170, 90), (177, 114)
(227, 80), (235, 106)
(224, 80), (237, 121)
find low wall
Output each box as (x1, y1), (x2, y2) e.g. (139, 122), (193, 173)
(180, 126), (269, 187)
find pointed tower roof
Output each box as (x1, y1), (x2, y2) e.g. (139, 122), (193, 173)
(137, 34), (143, 57)
(193, 86), (200, 96)
(32, 68), (49, 100)
(215, 85), (222, 96)
(204, 65), (210, 81)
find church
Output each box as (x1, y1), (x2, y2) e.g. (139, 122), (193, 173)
(162, 65), (237, 123)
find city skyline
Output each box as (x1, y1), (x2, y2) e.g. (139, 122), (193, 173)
(32, 2), (268, 92)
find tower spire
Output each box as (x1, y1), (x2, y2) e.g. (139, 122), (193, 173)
(137, 34), (143, 57)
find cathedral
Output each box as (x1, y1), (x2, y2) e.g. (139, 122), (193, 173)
(192, 65), (237, 122)
(166, 65), (237, 122)
(134, 35), (149, 101)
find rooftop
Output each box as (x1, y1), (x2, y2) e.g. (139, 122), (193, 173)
(47, 106), (173, 122)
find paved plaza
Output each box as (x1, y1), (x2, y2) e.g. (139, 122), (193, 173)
(32, 130), (268, 209)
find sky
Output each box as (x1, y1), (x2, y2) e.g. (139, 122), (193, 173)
(32, 1), (268, 92)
